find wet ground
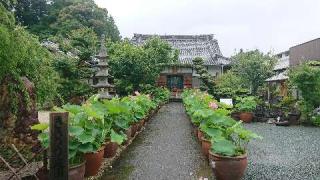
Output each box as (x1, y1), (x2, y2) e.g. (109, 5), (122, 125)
(101, 102), (213, 180)
(244, 123), (320, 180)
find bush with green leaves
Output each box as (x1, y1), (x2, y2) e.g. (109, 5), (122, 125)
(0, 4), (59, 107)
(231, 50), (276, 95)
(182, 89), (261, 157)
(108, 37), (177, 96)
(289, 62), (320, 123)
(141, 87), (170, 105)
(235, 96), (257, 113)
(215, 71), (250, 99)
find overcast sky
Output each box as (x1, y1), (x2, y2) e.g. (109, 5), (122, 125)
(95, 0), (320, 57)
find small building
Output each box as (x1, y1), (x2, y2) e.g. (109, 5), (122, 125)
(266, 51), (290, 99)
(131, 34), (230, 93)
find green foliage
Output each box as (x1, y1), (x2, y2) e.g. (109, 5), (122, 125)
(215, 71), (249, 98)
(192, 57), (215, 94)
(311, 115), (320, 127)
(51, 0), (120, 41)
(289, 62), (320, 121)
(235, 96), (257, 112)
(33, 91), (165, 164)
(52, 54), (93, 103)
(109, 38), (177, 96)
(0, 4), (59, 107)
(110, 130), (126, 144)
(232, 50), (276, 95)
(50, 28), (98, 103)
(182, 89), (261, 156)
(6, 0), (120, 41)
(141, 87), (170, 105)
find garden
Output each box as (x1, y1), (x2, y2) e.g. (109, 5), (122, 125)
(1, 0), (320, 180)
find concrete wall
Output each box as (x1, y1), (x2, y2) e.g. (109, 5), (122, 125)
(207, 65), (222, 78)
(289, 38), (320, 66)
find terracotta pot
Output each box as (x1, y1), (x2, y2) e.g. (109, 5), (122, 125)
(124, 127), (132, 144)
(104, 141), (118, 158)
(69, 161), (86, 180)
(193, 125), (198, 137)
(36, 161), (86, 180)
(197, 130), (204, 141)
(137, 121), (143, 131)
(239, 112), (253, 123)
(288, 113), (300, 125)
(231, 112), (240, 120)
(126, 127), (132, 139)
(131, 124), (138, 137)
(209, 151), (247, 180)
(84, 146), (105, 177)
(140, 119), (145, 128)
(201, 137), (211, 157)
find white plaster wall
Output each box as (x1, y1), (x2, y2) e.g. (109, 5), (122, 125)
(208, 66), (222, 77)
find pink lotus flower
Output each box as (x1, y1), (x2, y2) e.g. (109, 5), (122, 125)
(209, 102), (218, 110)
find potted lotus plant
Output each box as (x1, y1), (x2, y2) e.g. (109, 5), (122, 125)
(235, 96), (257, 123)
(199, 102), (232, 157)
(182, 89), (261, 180)
(102, 99), (129, 158)
(31, 117), (102, 180)
(62, 100), (109, 177)
(208, 120), (261, 180)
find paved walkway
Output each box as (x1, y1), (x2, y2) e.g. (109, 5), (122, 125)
(101, 102), (213, 180)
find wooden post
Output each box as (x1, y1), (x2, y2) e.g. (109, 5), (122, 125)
(49, 112), (69, 180)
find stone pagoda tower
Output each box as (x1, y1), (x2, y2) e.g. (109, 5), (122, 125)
(92, 35), (115, 99)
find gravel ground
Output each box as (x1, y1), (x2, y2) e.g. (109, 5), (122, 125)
(244, 123), (320, 180)
(101, 102), (213, 180)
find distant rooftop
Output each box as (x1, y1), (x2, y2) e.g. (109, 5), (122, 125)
(131, 34), (230, 66)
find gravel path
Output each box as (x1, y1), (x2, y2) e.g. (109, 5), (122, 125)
(101, 102), (213, 180)
(244, 123), (320, 180)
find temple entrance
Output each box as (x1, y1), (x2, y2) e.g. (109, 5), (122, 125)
(167, 75), (183, 91)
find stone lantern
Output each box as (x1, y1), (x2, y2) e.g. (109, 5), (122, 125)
(92, 35), (115, 99)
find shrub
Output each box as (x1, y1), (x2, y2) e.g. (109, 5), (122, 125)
(289, 62), (320, 122)
(235, 96), (257, 113)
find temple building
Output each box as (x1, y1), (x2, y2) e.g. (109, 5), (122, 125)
(131, 34), (230, 92)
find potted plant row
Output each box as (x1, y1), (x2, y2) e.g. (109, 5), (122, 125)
(182, 89), (261, 180)
(32, 88), (170, 180)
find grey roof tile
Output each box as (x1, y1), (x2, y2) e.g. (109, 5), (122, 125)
(131, 34), (230, 66)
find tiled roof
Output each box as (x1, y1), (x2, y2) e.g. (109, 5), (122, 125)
(131, 34), (230, 66)
(274, 56), (289, 71)
(266, 71), (289, 82)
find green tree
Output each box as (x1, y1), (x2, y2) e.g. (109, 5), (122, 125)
(109, 38), (177, 96)
(0, 4), (59, 106)
(215, 71), (248, 98)
(193, 57), (215, 94)
(14, 0), (49, 26)
(50, 27), (98, 103)
(232, 50), (276, 95)
(289, 62), (320, 121)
